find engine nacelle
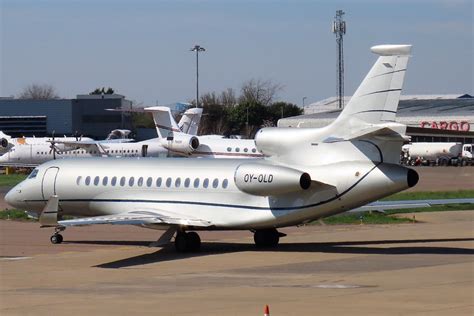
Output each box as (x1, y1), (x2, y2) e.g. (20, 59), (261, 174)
(234, 163), (311, 196)
(160, 134), (199, 155)
(1, 138), (10, 149)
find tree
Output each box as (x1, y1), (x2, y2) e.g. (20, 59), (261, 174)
(18, 84), (59, 99)
(239, 79), (283, 106)
(198, 92), (231, 135)
(267, 102), (303, 126)
(90, 87), (115, 95)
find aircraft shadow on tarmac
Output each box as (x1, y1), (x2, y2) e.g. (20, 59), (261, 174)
(62, 237), (474, 269)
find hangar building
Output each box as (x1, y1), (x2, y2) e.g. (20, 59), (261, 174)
(0, 94), (132, 139)
(279, 94), (474, 143)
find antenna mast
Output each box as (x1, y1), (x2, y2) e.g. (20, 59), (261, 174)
(332, 10), (346, 109)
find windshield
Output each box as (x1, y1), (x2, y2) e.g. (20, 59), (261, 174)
(27, 168), (39, 179)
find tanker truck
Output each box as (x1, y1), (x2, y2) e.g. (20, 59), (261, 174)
(401, 142), (473, 166)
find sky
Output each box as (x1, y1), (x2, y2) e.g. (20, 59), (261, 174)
(1, 0), (472, 107)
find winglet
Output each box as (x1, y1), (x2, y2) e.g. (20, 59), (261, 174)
(39, 195), (60, 227)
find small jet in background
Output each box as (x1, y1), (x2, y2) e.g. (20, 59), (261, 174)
(146, 106), (263, 158)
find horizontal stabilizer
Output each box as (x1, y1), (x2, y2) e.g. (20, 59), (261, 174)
(323, 123), (408, 143)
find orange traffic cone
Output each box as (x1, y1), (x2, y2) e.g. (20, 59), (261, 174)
(264, 305), (270, 316)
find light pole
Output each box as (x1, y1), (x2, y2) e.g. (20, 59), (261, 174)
(190, 44), (206, 108)
(302, 96), (307, 114)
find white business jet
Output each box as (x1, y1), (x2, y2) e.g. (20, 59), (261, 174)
(146, 106), (263, 158)
(0, 107), (202, 167)
(8, 44), (424, 252)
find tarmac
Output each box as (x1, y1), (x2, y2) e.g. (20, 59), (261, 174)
(0, 167), (473, 315)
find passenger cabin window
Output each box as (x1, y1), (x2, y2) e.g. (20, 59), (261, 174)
(235, 148), (240, 152)
(111, 177), (117, 186)
(137, 177), (144, 187)
(244, 148), (248, 153)
(193, 178), (200, 188)
(146, 177), (153, 187)
(252, 148), (257, 153)
(156, 177), (162, 187)
(222, 179), (229, 189)
(76, 176), (82, 185)
(227, 147), (231, 152)
(175, 178), (181, 188)
(102, 177), (108, 186)
(94, 176), (100, 186)
(203, 178), (209, 188)
(212, 179), (219, 188)
(129, 177), (135, 187)
(85, 176), (91, 185)
(28, 169), (39, 179)
(166, 177), (172, 188)
(120, 177), (126, 186)
(184, 178), (190, 188)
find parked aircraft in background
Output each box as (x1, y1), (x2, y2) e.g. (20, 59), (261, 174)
(147, 106), (263, 158)
(7, 44), (436, 253)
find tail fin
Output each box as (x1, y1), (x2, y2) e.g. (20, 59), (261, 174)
(334, 44), (412, 125)
(178, 107), (203, 135)
(144, 106), (180, 139)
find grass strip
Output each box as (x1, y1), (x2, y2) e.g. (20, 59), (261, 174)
(383, 190), (474, 201)
(0, 174), (28, 187)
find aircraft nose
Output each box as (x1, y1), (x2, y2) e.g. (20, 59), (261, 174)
(5, 186), (21, 208)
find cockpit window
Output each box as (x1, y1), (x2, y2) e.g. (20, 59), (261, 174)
(28, 169), (39, 179)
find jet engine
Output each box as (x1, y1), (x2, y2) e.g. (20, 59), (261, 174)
(0, 138), (9, 149)
(234, 163), (311, 196)
(160, 134), (200, 155)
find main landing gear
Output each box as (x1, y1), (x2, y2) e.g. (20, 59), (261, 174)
(174, 231), (201, 252)
(253, 228), (284, 248)
(50, 227), (65, 244)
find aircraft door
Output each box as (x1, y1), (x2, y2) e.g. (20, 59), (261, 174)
(41, 167), (59, 201)
(142, 145), (148, 157)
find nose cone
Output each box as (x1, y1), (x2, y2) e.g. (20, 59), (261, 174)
(5, 186), (22, 209)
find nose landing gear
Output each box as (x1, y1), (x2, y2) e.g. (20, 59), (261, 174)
(50, 233), (63, 244)
(50, 227), (65, 244)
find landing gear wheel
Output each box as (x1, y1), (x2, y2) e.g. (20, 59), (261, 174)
(174, 232), (202, 252)
(187, 232), (201, 252)
(175, 232), (188, 252)
(50, 234), (63, 244)
(254, 228), (280, 248)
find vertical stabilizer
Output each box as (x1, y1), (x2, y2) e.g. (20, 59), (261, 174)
(144, 107), (180, 138)
(178, 108), (203, 135)
(334, 44), (412, 125)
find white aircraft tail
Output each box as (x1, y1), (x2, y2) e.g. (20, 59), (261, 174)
(178, 107), (203, 135)
(144, 106), (180, 138)
(333, 44), (412, 127)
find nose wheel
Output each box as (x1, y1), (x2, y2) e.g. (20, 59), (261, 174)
(50, 233), (63, 244)
(50, 227), (65, 244)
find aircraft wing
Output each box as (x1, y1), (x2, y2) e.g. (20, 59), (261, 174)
(352, 198), (474, 212)
(39, 196), (213, 228)
(57, 211), (213, 227)
(49, 140), (109, 156)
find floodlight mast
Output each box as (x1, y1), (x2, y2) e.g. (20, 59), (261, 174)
(332, 10), (346, 109)
(190, 45), (206, 108)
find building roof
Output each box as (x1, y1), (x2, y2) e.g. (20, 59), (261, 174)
(305, 94), (473, 115)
